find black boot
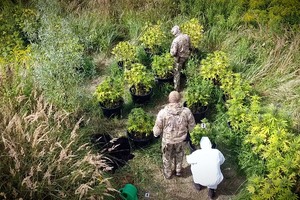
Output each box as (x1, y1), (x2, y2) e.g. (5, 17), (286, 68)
(208, 188), (215, 199)
(193, 183), (204, 191)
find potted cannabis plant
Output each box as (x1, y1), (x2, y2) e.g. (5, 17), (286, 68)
(124, 63), (155, 104)
(111, 41), (138, 69)
(139, 22), (166, 55)
(126, 108), (155, 148)
(93, 76), (124, 118)
(152, 52), (174, 83)
(184, 75), (214, 123)
(181, 18), (204, 51)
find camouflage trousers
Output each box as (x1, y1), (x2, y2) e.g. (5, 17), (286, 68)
(174, 57), (188, 91)
(162, 141), (186, 177)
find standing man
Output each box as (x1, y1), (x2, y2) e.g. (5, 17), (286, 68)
(186, 136), (225, 199)
(170, 25), (191, 91)
(153, 91), (195, 179)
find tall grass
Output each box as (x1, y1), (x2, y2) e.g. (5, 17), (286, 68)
(68, 11), (122, 54)
(223, 27), (300, 129)
(31, 0), (85, 111)
(0, 66), (114, 199)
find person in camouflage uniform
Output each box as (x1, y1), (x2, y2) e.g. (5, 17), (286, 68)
(170, 25), (191, 91)
(153, 91), (195, 179)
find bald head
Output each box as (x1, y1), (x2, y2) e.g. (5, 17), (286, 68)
(168, 91), (181, 103)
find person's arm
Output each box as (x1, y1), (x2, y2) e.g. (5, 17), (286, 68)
(186, 152), (197, 164)
(218, 151), (225, 165)
(153, 110), (164, 138)
(170, 40), (178, 57)
(187, 109), (196, 132)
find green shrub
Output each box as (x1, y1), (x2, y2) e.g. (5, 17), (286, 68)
(127, 107), (155, 137)
(32, 13), (84, 111)
(210, 112), (237, 147)
(93, 76), (124, 109)
(186, 75), (215, 108)
(136, 45), (152, 67)
(151, 53), (174, 78)
(184, 55), (201, 78)
(200, 51), (231, 83)
(181, 18), (204, 49)
(69, 11), (120, 53)
(111, 41), (138, 68)
(124, 63), (155, 95)
(0, 4), (26, 60)
(190, 118), (213, 145)
(139, 22), (167, 54)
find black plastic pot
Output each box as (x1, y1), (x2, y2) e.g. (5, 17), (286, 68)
(127, 131), (154, 149)
(155, 75), (174, 84)
(193, 105), (208, 123)
(183, 102), (208, 124)
(117, 61), (124, 69)
(129, 86), (153, 104)
(144, 47), (152, 56)
(99, 102), (123, 118)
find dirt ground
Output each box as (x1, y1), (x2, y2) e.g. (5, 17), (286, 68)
(110, 141), (246, 200)
(121, 145), (245, 200)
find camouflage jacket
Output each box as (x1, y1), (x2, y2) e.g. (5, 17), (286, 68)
(153, 103), (195, 144)
(170, 33), (191, 59)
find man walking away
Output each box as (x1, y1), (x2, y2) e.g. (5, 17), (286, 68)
(153, 91), (195, 179)
(170, 25), (191, 91)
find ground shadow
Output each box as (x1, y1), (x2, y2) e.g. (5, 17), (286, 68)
(181, 165), (192, 178)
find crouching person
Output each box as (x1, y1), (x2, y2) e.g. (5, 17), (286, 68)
(153, 91), (195, 179)
(186, 136), (225, 199)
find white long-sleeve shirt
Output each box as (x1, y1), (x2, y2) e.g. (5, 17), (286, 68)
(186, 137), (225, 189)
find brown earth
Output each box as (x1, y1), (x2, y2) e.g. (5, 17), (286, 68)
(112, 144), (246, 200)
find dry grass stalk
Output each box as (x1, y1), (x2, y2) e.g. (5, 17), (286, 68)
(0, 89), (115, 199)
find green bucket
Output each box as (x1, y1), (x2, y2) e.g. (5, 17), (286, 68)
(119, 184), (138, 200)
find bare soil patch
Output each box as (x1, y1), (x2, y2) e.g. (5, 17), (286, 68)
(111, 142), (245, 200)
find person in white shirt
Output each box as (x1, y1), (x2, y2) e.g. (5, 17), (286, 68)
(186, 136), (225, 199)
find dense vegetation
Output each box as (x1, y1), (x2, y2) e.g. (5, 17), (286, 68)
(0, 0), (299, 199)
